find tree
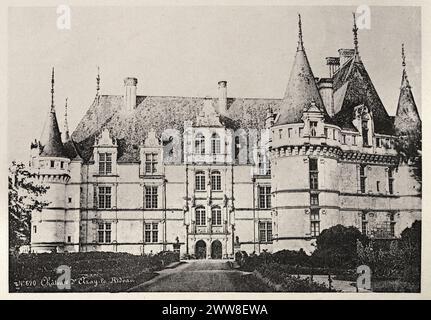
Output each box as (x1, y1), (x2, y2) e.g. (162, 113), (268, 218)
(312, 225), (368, 269)
(8, 161), (49, 252)
(394, 128), (422, 191)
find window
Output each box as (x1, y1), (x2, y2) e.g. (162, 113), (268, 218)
(258, 153), (271, 175)
(67, 236), (71, 243)
(99, 153), (112, 175)
(288, 128), (292, 138)
(353, 135), (357, 145)
(234, 136), (240, 161)
(211, 207), (222, 226)
(98, 223), (111, 243)
(33, 226), (37, 234)
(278, 129), (282, 139)
(144, 186), (158, 209)
(359, 165), (367, 193)
(310, 208), (320, 237)
(211, 133), (221, 154)
(309, 158), (318, 190)
(50, 160), (55, 168)
(310, 193), (319, 206)
(145, 153), (158, 174)
(389, 213), (396, 237)
(376, 137), (381, 148)
(333, 129), (336, 140)
(259, 221), (272, 242)
(211, 171), (221, 191)
(195, 133), (205, 154)
(68, 197), (72, 203)
(388, 167), (394, 195)
(310, 121), (317, 137)
(60, 161), (64, 169)
(299, 127), (303, 137)
(258, 186), (271, 209)
(145, 223), (158, 243)
(324, 128), (328, 138)
(342, 134), (346, 144)
(361, 212), (368, 235)
(195, 208), (206, 226)
(376, 181), (380, 192)
(362, 121), (369, 146)
(195, 171), (206, 191)
(98, 186), (112, 209)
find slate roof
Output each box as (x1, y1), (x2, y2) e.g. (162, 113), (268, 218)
(39, 106), (67, 157)
(331, 56), (395, 135)
(71, 95), (281, 162)
(275, 41), (331, 126)
(394, 69), (421, 135)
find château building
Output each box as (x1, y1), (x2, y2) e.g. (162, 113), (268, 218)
(29, 15), (421, 257)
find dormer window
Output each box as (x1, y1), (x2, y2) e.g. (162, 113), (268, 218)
(310, 121), (317, 137)
(145, 153), (158, 174)
(195, 133), (205, 155)
(99, 153), (112, 175)
(211, 133), (221, 154)
(362, 120), (369, 146)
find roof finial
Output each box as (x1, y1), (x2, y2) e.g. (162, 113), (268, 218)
(297, 13), (304, 51)
(51, 67), (55, 112)
(64, 97), (70, 141)
(402, 43), (406, 68)
(352, 12), (360, 61)
(96, 66), (100, 96)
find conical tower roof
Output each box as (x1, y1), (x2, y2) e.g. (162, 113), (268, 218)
(39, 68), (66, 157)
(394, 44), (421, 135)
(275, 14), (330, 126)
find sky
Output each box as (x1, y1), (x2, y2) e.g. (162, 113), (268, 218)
(7, 5), (421, 163)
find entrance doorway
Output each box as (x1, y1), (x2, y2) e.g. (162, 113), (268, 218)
(211, 240), (222, 259)
(195, 240), (207, 259)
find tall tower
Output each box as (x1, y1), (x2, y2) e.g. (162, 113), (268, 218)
(30, 68), (71, 253)
(271, 15), (338, 253)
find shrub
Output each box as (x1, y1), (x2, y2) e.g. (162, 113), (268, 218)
(312, 225), (368, 269)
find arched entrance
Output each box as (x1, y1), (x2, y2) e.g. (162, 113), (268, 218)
(211, 240), (222, 259)
(195, 240), (207, 259)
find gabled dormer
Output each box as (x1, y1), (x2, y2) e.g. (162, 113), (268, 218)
(93, 128), (117, 176)
(140, 129), (163, 176)
(301, 100), (325, 138)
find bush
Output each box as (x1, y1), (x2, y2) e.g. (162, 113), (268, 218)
(312, 225), (368, 269)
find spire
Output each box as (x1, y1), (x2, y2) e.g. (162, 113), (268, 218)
(39, 68), (66, 157)
(297, 13), (304, 51)
(96, 66), (100, 96)
(63, 98), (70, 142)
(275, 14), (330, 126)
(394, 44), (421, 134)
(51, 67), (55, 112)
(352, 12), (361, 62)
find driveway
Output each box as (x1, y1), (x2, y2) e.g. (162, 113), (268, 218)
(129, 259), (274, 292)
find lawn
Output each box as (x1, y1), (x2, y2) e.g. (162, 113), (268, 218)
(9, 251), (179, 293)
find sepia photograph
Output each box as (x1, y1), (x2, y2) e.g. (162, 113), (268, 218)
(6, 3), (422, 296)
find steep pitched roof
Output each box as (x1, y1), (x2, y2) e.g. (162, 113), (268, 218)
(39, 106), (66, 157)
(394, 46), (421, 134)
(39, 68), (66, 158)
(332, 56), (394, 135)
(71, 95), (280, 162)
(275, 15), (331, 126)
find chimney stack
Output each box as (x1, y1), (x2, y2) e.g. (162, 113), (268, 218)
(325, 57), (340, 77)
(217, 80), (227, 115)
(338, 49), (355, 66)
(124, 77), (138, 111)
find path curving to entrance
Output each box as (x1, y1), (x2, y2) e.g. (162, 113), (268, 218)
(129, 259), (274, 292)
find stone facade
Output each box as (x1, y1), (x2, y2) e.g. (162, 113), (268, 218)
(29, 16), (421, 257)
